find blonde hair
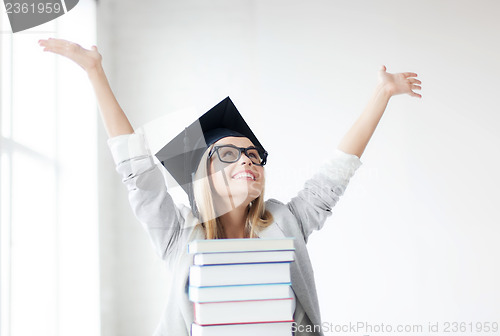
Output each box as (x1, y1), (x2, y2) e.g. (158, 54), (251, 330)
(193, 144), (273, 239)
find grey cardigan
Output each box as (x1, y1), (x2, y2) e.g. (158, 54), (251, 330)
(108, 133), (362, 336)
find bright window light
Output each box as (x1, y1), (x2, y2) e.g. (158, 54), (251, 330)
(1, 1), (99, 335)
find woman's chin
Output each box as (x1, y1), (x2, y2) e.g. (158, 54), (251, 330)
(213, 191), (260, 214)
(233, 187), (261, 204)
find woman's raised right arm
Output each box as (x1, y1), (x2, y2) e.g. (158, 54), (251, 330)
(39, 39), (195, 260)
(38, 38), (133, 137)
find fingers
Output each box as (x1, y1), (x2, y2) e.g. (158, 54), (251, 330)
(39, 38), (62, 53)
(409, 84), (422, 98)
(403, 72), (418, 78)
(38, 38), (80, 55)
(38, 38), (51, 51)
(38, 37), (68, 48)
(410, 91), (422, 98)
(381, 67), (418, 78)
(408, 78), (421, 85)
(410, 82), (422, 98)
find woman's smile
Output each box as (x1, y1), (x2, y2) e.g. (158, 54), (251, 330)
(232, 170), (257, 181)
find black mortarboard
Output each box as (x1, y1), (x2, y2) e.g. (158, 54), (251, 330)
(155, 97), (266, 214)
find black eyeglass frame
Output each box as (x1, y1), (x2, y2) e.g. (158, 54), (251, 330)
(208, 144), (268, 166)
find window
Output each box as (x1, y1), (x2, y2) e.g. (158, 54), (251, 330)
(1, 2), (99, 335)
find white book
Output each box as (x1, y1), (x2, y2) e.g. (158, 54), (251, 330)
(194, 298), (294, 325)
(189, 262), (291, 287)
(191, 321), (293, 336)
(189, 283), (293, 303)
(193, 250), (295, 265)
(188, 238), (295, 254)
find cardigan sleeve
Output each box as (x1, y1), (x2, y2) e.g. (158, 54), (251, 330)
(286, 149), (362, 241)
(107, 133), (191, 260)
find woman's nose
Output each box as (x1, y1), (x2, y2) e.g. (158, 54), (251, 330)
(239, 154), (252, 166)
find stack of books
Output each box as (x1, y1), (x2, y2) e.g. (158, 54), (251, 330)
(188, 237), (296, 336)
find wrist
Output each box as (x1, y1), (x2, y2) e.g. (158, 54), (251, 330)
(376, 82), (394, 99)
(86, 62), (104, 79)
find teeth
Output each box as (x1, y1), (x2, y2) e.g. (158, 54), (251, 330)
(233, 173), (255, 180)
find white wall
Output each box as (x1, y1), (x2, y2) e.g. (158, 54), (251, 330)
(96, 0), (500, 335)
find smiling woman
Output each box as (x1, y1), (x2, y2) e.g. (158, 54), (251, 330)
(37, 32), (420, 335)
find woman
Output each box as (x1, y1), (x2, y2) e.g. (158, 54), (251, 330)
(38, 38), (421, 336)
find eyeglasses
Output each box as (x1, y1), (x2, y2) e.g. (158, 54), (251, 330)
(208, 145), (268, 166)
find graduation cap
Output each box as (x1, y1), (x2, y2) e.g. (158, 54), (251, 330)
(155, 97), (267, 214)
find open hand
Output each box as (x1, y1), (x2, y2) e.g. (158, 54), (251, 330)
(378, 65), (422, 98)
(38, 38), (102, 73)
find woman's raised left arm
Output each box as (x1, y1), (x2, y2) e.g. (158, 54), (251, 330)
(337, 65), (422, 158)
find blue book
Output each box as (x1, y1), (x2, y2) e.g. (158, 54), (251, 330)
(189, 282), (293, 303)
